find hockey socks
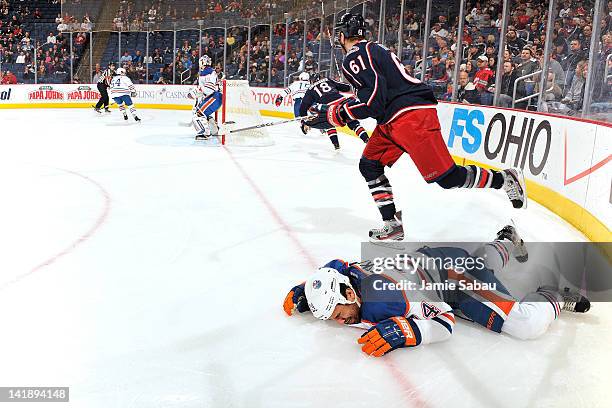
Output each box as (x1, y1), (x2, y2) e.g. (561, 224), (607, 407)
(436, 164), (504, 189)
(327, 129), (340, 149)
(462, 165), (504, 189)
(128, 105), (138, 118)
(355, 126), (369, 143)
(367, 175), (396, 221)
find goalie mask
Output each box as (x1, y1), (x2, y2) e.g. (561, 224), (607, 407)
(199, 55), (212, 69)
(305, 267), (356, 320)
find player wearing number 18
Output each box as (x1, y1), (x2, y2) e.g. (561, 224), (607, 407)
(306, 13), (528, 241)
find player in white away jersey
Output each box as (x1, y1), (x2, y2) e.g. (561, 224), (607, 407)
(275, 72), (311, 117)
(110, 67), (140, 122)
(189, 55), (223, 140)
(283, 225), (590, 357)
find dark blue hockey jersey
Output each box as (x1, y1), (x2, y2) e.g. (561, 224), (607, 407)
(299, 78), (352, 117)
(341, 40), (437, 124)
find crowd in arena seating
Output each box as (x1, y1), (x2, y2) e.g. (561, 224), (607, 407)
(391, 0), (611, 115)
(111, 0), (291, 31)
(0, 0), (96, 83)
(1, 0), (610, 118)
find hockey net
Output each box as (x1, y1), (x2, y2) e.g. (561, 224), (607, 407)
(218, 80), (274, 147)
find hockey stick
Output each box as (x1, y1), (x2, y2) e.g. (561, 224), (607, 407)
(220, 115), (316, 135)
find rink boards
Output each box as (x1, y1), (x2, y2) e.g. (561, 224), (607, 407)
(0, 83), (610, 243)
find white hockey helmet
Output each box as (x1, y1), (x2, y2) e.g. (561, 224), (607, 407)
(116, 67), (126, 75)
(199, 55), (212, 68)
(305, 267), (356, 320)
(298, 71), (310, 81)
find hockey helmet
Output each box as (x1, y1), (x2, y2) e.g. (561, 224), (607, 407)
(116, 67), (126, 75)
(199, 55), (212, 68)
(298, 71), (310, 81)
(305, 267), (356, 320)
(335, 13), (367, 39)
(309, 71), (321, 83)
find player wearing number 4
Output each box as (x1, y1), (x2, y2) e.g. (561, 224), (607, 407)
(110, 67), (140, 122)
(283, 225), (590, 357)
(306, 13), (527, 241)
(190, 55), (223, 140)
(299, 72), (370, 150)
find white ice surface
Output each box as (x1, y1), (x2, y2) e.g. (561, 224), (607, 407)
(0, 109), (609, 408)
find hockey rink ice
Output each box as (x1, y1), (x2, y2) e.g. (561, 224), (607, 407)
(0, 108), (609, 408)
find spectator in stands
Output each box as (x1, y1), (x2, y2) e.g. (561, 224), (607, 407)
(152, 67), (164, 84)
(15, 50), (25, 64)
(57, 18), (68, 32)
(429, 54), (447, 82)
(430, 23), (449, 39)
(249, 65), (264, 86)
(152, 49), (163, 64)
(538, 51), (565, 90)
(133, 50), (143, 65)
(1, 69), (16, 84)
(463, 60), (475, 81)
(515, 47), (539, 78)
(120, 51), (132, 65)
(474, 55), (495, 105)
(535, 70), (563, 102)
(75, 32), (85, 46)
(561, 39), (587, 86)
(506, 28), (526, 57)
(497, 61), (519, 108)
(47, 32), (56, 45)
(457, 70), (480, 104)
(545, 60), (588, 115)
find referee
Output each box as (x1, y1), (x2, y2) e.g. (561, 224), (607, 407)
(94, 63), (115, 113)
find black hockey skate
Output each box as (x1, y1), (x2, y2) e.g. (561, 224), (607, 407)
(496, 225), (528, 263)
(134, 116), (141, 122)
(502, 168), (527, 209)
(537, 286), (591, 313)
(334, 143), (341, 150)
(123, 114), (128, 121)
(94, 107), (101, 114)
(369, 211), (404, 241)
(104, 107), (111, 113)
(195, 133), (210, 141)
(560, 287), (591, 313)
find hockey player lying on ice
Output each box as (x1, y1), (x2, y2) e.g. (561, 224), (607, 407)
(283, 225), (590, 357)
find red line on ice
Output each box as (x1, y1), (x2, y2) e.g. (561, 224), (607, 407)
(223, 146), (317, 269)
(224, 146), (429, 408)
(1, 168), (111, 289)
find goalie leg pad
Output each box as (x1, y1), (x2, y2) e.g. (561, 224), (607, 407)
(193, 117), (211, 135)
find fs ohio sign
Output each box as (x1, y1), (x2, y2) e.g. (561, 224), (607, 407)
(447, 107), (551, 176)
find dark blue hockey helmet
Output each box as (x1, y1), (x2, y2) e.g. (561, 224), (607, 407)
(335, 13), (367, 39)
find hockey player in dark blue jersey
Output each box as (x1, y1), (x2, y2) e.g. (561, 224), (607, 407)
(299, 73), (369, 150)
(283, 225), (590, 357)
(305, 13), (528, 241)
